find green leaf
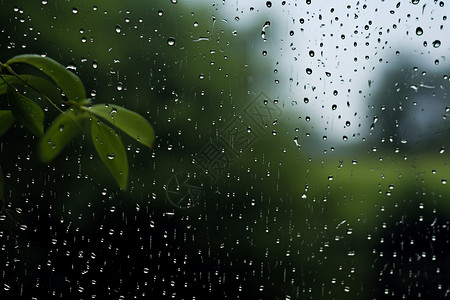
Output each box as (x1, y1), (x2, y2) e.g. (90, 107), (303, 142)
(38, 109), (87, 163)
(87, 104), (155, 148)
(7, 86), (44, 137)
(91, 117), (128, 190)
(0, 110), (15, 136)
(1, 74), (62, 102)
(0, 78), (7, 95)
(6, 54), (86, 102)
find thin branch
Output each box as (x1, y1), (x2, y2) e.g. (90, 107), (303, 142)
(1, 64), (64, 113)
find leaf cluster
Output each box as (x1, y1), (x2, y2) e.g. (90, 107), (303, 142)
(0, 54), (155, 204)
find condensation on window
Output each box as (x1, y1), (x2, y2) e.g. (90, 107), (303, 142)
(0, 1), (449, 299)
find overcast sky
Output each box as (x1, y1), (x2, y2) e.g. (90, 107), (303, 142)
(186, 0), (449, 144)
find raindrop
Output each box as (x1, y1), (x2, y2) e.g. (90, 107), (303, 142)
(412, 0), (420, 4)
(171, 0), (178, 3)
(332, 104), (337, 110)
(59, 124), (64, 132)
(266, 1), (272, 8)
(115, 25), (121, 33)
(72, 7), (78, 14)
(442, 179), (447, 184)
(415, 27), (423, 36)
(309, 50), (315, 57)
(167, 37), (175, 46)
(107, 153), (115, 160)
(432, 40), (441, 48)
(306, 68), (312, 75)
(92, 61), (98, 69)
(116, 83), (123, 91)
(158, 10), (164, 16)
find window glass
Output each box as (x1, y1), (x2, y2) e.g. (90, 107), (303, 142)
(1, 1), (449, 298)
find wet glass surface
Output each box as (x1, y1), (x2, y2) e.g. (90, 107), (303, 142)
(0, 1), (449, 298)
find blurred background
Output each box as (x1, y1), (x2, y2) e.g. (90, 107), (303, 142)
(1, 0), (449, 298)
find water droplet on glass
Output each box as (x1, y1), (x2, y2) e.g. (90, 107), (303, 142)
(412, 0), (420, 4)
(266, 1), (272, 8)
(92, 60), (98, 69)
(110, 107), (118, 116)
(416, 27), (423, 36)
(433, 40), (441, 48)
(115, 25), (121, 34)
(107, 153), (115, 160)
(306, 68), (312, 75)
(59, 124), (64, 132)
(117, 83), (123, 91)
(158, 10), (164, 16)
(72, 7), (78, 14)
(167, 37), (175, 46)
